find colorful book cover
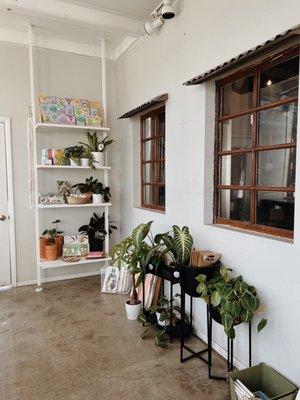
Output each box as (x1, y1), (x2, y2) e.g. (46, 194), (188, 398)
(62, 234), (89, 257)
(101, 267), (120, 294)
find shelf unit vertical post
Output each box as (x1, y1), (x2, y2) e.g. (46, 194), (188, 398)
(27, 24), (43, 292)
(101, 39), (110, 260)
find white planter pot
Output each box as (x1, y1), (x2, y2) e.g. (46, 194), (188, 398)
(92, 151), (105, 167)
(92, 194), (103, 204)
(70, 159), (78, 166)
(125, 300), (142, 320)
(80, 158), (90, 167)
(156, 312), (170, 327)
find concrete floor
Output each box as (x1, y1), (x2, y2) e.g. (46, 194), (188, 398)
(0, 277), (230, 399)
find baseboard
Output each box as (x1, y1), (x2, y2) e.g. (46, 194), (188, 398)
(193, 324), (247, 371)
(17, 270), (101, 287)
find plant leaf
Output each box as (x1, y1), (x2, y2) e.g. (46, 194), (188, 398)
(172, 225), (193, 264)
(257, 318), (267, 333)
(211, 291), (221, 307)
(132, 221), (153, 250)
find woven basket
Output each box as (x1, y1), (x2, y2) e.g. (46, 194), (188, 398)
(66, 196), (89, 205)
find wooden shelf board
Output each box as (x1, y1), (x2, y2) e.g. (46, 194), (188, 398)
(40, 257), (111, 270)
(35, 123), (110, 133)
(38, 203), (111, 209)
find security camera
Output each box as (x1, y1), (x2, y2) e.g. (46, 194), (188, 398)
(161, 0), (175, 20)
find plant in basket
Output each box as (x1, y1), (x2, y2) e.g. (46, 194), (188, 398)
(196, 266), (267, 339)
(79, 212), (116, 252)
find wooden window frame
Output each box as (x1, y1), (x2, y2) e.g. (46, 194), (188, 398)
(140, 105), (165, 212)
(214, 46), (299, 239)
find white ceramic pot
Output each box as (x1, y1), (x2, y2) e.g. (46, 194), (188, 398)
(92, 151), (105, 167)
(92, 194), (103, 204)
(156, 312), (170, 327)
(70, 159), (78, 166)
(80, 158), (90, 167)
(125, 300), (142, 320)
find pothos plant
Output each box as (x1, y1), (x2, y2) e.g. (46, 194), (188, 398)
(112, 221), (158, 305)
(196, 266), (267, 339)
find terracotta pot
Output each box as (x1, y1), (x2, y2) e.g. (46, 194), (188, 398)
(45, 243), (58, 261)
(55, 235), (63, 257)
(39, 237), (50, 260)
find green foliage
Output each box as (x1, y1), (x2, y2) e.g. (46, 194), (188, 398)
(153, 226), (193, 265)
(63, 145), (84, 164)
(91, 181), (111, 202)
(79, 212), (117, 239)
(196, 266), (267, 339)
(80, 132), (114, 153)
(72, 177), (98, 194)
(42, 219), (63, 244)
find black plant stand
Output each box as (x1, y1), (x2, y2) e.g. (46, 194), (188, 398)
(142, 263), (182, 343)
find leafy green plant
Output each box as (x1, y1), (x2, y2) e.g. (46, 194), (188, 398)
(63, 145), (84, 164)
(138, 294), (190, 347)
(81, 148), (96, 169)
(153, 225), (194, 265)
(79, 132), (113, 152)
(196, 266), (267, 339)
(42, 219), (63, 244)
(79, 212), (117, 239)
(112, 221), (154, 305)
(91, 181), (111, 202)
(72, 177), (98, 194)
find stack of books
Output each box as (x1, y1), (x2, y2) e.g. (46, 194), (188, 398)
(234, 380), (269, 400)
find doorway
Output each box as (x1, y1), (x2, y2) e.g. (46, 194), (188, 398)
(0, 118), (16, 288)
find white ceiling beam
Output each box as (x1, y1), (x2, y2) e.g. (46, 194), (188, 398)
(0, 0), (145, 37)
(0, 27), (116, 59)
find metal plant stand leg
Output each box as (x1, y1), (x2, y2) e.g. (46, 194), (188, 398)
(180, 288), (185, 362)
(142, 274), (145, 325)
(170, 281), (173, 343)
(249, 321), (252, 367)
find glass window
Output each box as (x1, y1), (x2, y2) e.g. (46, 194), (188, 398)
(216, 49), (298, 237)
(141, 106), (166, 211)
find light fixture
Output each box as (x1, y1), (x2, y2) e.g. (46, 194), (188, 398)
(161, 0), (175, 19)
(266, 79), (272, 86)
(144, 16), (164, 36)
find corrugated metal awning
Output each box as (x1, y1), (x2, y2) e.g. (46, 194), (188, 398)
(118, 93), (168, 119)
(184, 25), (300, 86)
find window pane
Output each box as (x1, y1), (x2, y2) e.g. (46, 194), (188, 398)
(257, 148), (296, 187)
(257, 191), (294, 230)
(260, 56), (299, 105)
(258, 103), (298, 146)
(156, 137), (165, 159)
(222, 75), (254, 117)
(144, 185), (155, 205)
(221, 153), (252, 186)
(143, 117), (153, 139)
(158, 112), (165, 135)
(219, 190), (250, 221)
(222, 114), (252, 150)
(158, 186), (165, 207)
(143, 140), (155, 161)
(143, 163), (155, 183)
(156, 162), (165, 183)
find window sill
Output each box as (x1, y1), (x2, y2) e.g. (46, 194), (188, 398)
(134, 206), (166, 215)
(206, 223), (294, 244)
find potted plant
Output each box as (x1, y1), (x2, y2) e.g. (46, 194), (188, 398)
(196, 266), (268, 339)
(139, 294), (191, 346)
(79, 212), (117, 252)
(80, 148), (96, 169)
(112, 221), (156, 320)
(79, 132), (113, 166)
(63, 145), (84, 166)
(72, 176), (98, 202)
(42, 219), (63, 259)
(90, 181), (111, 204)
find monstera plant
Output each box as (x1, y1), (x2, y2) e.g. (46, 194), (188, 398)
(196, 266), (267, 339)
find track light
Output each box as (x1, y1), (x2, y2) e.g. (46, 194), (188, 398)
(144, 16), (164, 36)
(161, 0), (175, 19)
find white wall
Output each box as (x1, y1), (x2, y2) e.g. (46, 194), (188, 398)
(0, 43), (119, 284)
(116, 0), (300, 385)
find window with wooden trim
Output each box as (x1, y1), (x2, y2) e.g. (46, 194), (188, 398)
(215, 47), (299, 238)
(141, 106), (165, 211)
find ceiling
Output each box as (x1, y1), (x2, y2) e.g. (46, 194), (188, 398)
(58, 0), (160, 20)
(0, 0), (161, 58)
